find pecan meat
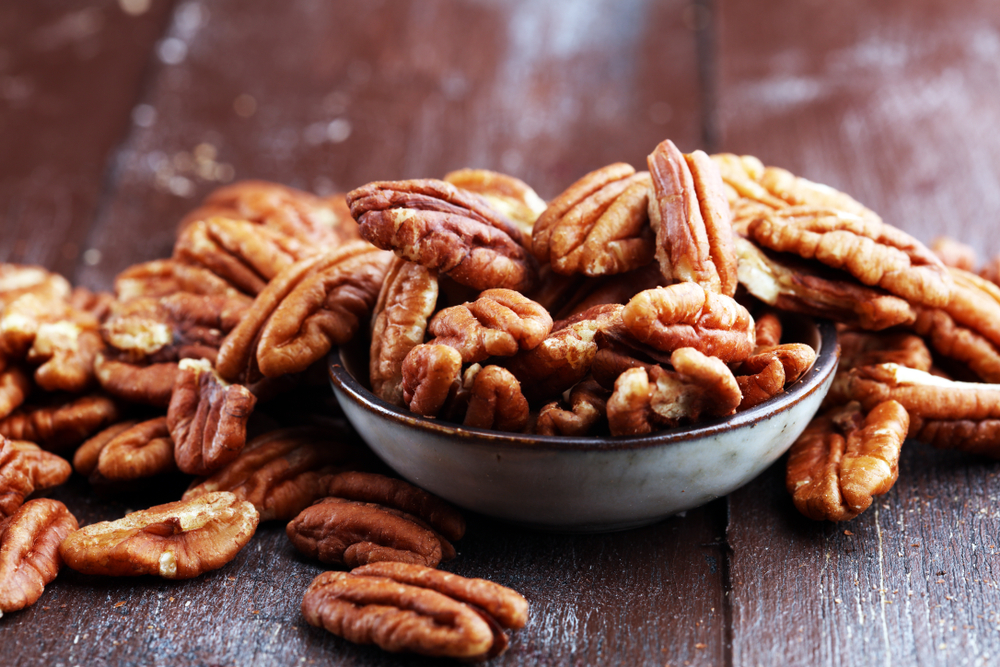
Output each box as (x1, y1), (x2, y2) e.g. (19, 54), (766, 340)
(0, 366), (31, 420)
(444, 168), (546, 237)
(535, 379), (609, 436)
(0, 394), (119, 453)
(114, 258), (251, 303)
(0, 437), (72, 518)
(462, 365), (530, 432)
(78, 417), (176, 483)
(59, 491), (259, 579)
(401, 344), (463, 418)
(94, 353), (179, 407)
(0, 265), (71, 311)
(0, 499), (78, 617)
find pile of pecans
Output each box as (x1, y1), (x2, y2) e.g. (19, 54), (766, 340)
(3, 138), (1000, 658)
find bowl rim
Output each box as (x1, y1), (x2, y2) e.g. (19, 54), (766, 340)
(328, 316), (839, 453)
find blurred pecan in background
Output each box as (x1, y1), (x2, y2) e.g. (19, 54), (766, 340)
(0, 498), (78, 616)
(444, 169), (546, 239)
(0, 366), (31, 420)
(114, 259), (251, 303)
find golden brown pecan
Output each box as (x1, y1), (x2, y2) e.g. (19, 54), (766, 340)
(0, 265), (71, 311)
(735, 356), (784, 411)
(94, 353), (179, 407)
(907, 416), (1000, 458)
(369, 258), (439, 406)
(427, 289), (552, 363)
(545, 262), (665, 321)
(1, 291), (99, 360)
(324, 471), (465, 542)
(287, 497), (454, 569)
(908, 307), (1000, 383)
(27, 322), (103, 393)
(401, 344), (462, 418)
(535, 379), (609, 436)
(348, 179), (537, 292)
(215, 242), (392, 382)
(0, 498), (78, 617)
(302, 562), (527, 660)
(0, 394), (119, 453)
(754, 311), (783, 348)
(444, 169), (546, 238)
(506, 304), (623, 404)
(0, 437), (71, 518)
(838, 330), (932, 372)
(73, 420), (136, 476)
(114, 259), (251, 304)
(745, 207), (951, 308)
(931, 237), (977, 272)
(0, 366), (31, 420)
(78, 417), (176, 483)
(786, 401), (908, 522)
(174, 217), (317, 296)
(734, 237), (916, 331)
(621, 283), (755, 362)
(183, 427), (365, 522)
(462, 365), (530, 432)
(649, 141), (738, 296)
(180, 180), (359, 247)
(167, 358), (256, 476)
(532, 164), (654, 276)
(59, 492), (258, 579)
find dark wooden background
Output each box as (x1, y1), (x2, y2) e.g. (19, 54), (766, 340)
(3, 1), (1000, 665)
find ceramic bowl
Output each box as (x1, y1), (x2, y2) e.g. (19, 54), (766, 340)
(328, 315), (839, 533)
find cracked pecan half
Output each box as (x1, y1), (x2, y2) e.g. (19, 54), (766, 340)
(302, 562), (527, 660)
(0, 394), (119, 453)
(348, 179), (537, 292)
(0, 437), (71, 518)
(0, 498), (78, 617)
(532, 164), (655, 276)
(621, 283), (755, 362)
(1, 290), (99, 361)
(27, 322), (103, 393)
(786, 400), (908, 522)
(167, 358), (256, 476)
(59, 491), (258, 579)
(649, 141), (738, 296)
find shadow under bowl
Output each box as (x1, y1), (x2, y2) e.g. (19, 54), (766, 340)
(328, 316), (839, 533)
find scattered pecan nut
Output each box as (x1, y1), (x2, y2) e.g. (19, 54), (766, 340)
(621, 283), (755, 362)
(0, 265), (71, 311)
(0, 437), (72, 518)
(427, 289), (552, 363)
(59, 491), (259, 579)
(648, 140), (738, 296)
(167, 358), (256, 476)
(532, 164), (655, 276)
(0, 498), (78, 617)
(76, 417), (176, 483)
(369, 258), (439, 406)
(302, 562), (527, 660)
(401, 344), (463, 418)
(786, 400), (908, 521)
(0, 394), (119, 453)
(287, 497), (454, 569)
(348, 179), (538, 292)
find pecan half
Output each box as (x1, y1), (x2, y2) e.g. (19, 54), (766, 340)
(0, 394), (119, 453)
(735, 356), (784, 411)
(648, 141), (738, 296)
(838, 330), (932, 372)
(753, 311), (783, 348)
(0, 366), (31, 419)
(94, 353), (179, 407)
(287, 497), (454, 569)
(59, 491), (259, 579)
(462, 365), (530, 432)
(909, 306), (1000, 383)
(0, 437), (72, 518)
(78, 417), (176, 483)
(302, 562), (527, 660)
(114, 259), (251, 303)
(0, 499), (78, 616)
(427, 289), (552, 363)
(1, 291), (98, 360)
(167, 358), (256, 476)
(27, 322), (103, 393)
(183, 427), (364, 522)
(401, 344), (463, 418)
(444, 168), (546, 237)
(348, 179), (537, 292)
(0, 265), (71, 310)
(786, 400), (908, 521)
(535, 379), (609, 436)
(734, 237), (916, 330)
(369, 258), (439, 406)
(532, 164), (655, 276)
(621, 283), (755, 362)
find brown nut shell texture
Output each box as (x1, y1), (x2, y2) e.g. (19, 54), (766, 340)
(0, 498), (78, 617)
(347, 179), (537, 292)
(59, 491), (259, 579)
(532, 163), (655, 276)
(648, 140), (738, 296)
(301, 561), (527, 660)
(621, 283), (755, 362)
(786, 401), (908, 522)
(0, 437), (72, 518)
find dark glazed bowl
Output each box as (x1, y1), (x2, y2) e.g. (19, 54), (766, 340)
(328, 316), (839, 532)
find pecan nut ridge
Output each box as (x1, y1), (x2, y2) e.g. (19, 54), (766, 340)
(0, 437), (72, 518)
(0, 498), (78, 616)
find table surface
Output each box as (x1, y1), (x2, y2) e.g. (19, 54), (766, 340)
(3, 1), (1000, 665)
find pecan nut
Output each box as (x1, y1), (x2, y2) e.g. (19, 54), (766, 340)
(532, 164), (655, 276)
(59, 491), (259, 579)
(287, 497), (454, 569)
(0, 366), (31, 420)
(786, 400), (908, 521)
(621, 283), (755, 362)
(1, 291), (98, 360)
(0, 498), (78, 616)
(167, 358), (256, 476)
(444, 168), (546, 237)
(347, 179), (538, 292)
(0, 437), (72, 518)
(462, 365), (530, 432)
(427, 289), (552, 363)
(0, 394), (119, 453)
(908, 306), (1000, 383)
(535, 379), (609, 436)
(94, 353), (179, 407)
(838, 330), (932, 373)
(76, 417), (176, 483)
(401, 344), (462, 418)
(648, 141), (738, 296)
(27, 322), (103, 393)
(0, 265), (71, 311)
(114, 258), (251, 303)
(369, 258), (439, 406)
(302, 562), (527, 660)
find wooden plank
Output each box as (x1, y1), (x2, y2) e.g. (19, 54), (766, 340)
(0, 0), (174, 276)
(718, 1), (1000, 664)
(1, 1), (731, 665)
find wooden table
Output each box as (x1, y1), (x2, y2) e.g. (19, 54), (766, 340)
(4, 1), (1000, 664)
